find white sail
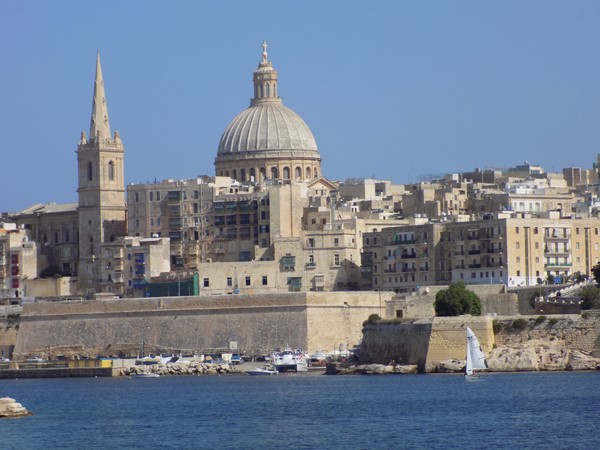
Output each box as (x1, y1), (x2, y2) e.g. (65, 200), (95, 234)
(466, 327), (487, 376)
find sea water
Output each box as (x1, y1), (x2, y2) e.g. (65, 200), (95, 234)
(2, 371), (600, 449)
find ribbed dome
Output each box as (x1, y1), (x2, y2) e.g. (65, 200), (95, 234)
(217, 102), (318, 155)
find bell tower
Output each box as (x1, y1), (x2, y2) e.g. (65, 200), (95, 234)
(76, 53), (126, 295)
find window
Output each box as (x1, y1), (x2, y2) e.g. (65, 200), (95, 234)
(227, 277), (233, 287)
(156, 191), (161, 201)
(334, 254), (340, 265)
(515, 227), (519, 234)
(534, 227), (538, 234)
(516, 257), (520, 263)
(108, 161), (114, 181)
(517, 270), (521, 276)
(283, 167), (290, 179)
(262, 276), (268, 286)
(334, 238), (339, 247)
(535, 242), (539, 249)
(87, 161), (93, 181)
(516, 242), (520, 250)
(134, 192), (140, 203)
(245, 276), (251, 286)
(149, 192), (154, 201)
(203, 278), (209, 287)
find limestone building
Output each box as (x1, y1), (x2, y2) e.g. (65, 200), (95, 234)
(362, 212), (600, 293)
(0, 223), (38, 299)
(76, 54), (127, 295)
(215, 42), (322, 183)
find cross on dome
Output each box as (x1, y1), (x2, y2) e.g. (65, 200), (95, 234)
(261, 41), (268, 63)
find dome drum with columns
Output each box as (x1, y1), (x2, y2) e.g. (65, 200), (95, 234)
(215, 42), (322, 182)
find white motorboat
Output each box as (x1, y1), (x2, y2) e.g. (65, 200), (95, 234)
(245, 367), (278, 376)
(272, 348), (308, 373)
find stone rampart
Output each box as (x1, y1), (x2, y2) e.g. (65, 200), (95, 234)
(359, 320), (432, 371)
(13, 291), (391, 359)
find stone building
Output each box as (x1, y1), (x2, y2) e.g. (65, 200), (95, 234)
(0, 223), (37, 299)
(362, 212), (600, 293)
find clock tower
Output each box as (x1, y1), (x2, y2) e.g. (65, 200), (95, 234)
(76, 53), (126, 295)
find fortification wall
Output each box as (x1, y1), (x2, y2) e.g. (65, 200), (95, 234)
(13, 292), (386, 358)
(360, 316), (494, 370)
(426, 317), (494, 363)
(306, 291), (393, 352)
(359, 320), (433, 371)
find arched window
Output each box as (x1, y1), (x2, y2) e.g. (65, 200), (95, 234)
(271, 167), (278, 179)
(225, 170), (230, 177)
(295, 167), (302, 180)
(260, 85), (264, 98)
(266, 84), (270, 97)
(241, 169), (246, 182)
(283, 167), (290, 179)
(314, 168), (319, 178)
(232, 169), (237, 180)
(306, 167), (311, 179)
(250, 168), (256, 181)
(108, 161), (114, 181)
(87, 161), (93, 181)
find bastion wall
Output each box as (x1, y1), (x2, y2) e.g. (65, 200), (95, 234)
(359, 317), (494, 370)
(360, 312), (600, 367)
(13, 291), (393, 358)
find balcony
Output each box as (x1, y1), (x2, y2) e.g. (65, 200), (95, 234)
(384, 268), (397, 273)
(545, 234), (570, 241)
(468, 264), (481, 269)
(401, 267), (417, 273)
(468, 250), (481, 255)
(545, 262), (572, 267)
(400, 253), (416, 259)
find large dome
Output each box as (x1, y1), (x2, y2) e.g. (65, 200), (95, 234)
(215, 42), (322, 183)
(217, 101), (318, 155)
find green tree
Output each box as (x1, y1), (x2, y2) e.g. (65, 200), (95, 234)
(434, 282), (482, 317)
(579, 285), (600, 310)
(592, 263), (600, 285)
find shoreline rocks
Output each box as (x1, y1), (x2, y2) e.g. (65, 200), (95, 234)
(0, 397), (30, 418)
(121, 361), (233, 377)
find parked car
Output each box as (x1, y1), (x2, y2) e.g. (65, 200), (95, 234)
(231, 354), (244, 365)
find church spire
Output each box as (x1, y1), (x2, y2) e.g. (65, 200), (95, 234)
(89, 52), (111, 142)
(251, 41), (280, 106)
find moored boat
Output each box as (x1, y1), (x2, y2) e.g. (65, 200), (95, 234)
(245, 367), (278, 376)
(272, 348), (308, 373)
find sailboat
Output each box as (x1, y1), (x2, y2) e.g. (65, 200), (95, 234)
(465, 327), (487, 380)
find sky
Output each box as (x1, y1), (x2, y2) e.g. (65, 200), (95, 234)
(1, 1), (599, 212)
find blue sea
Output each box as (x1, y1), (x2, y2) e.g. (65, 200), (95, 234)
(2, 371), (600, 449)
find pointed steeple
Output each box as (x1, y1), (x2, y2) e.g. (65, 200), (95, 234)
(251, 41), (280, 106)
(89, 52), (111, 142)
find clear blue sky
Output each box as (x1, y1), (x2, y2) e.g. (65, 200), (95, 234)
(1, 1), (599, 212)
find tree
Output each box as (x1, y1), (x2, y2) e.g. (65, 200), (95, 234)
(579, 285), (600, 310)
(434, 282), (482, 317)
(592, 263), (600, 285)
